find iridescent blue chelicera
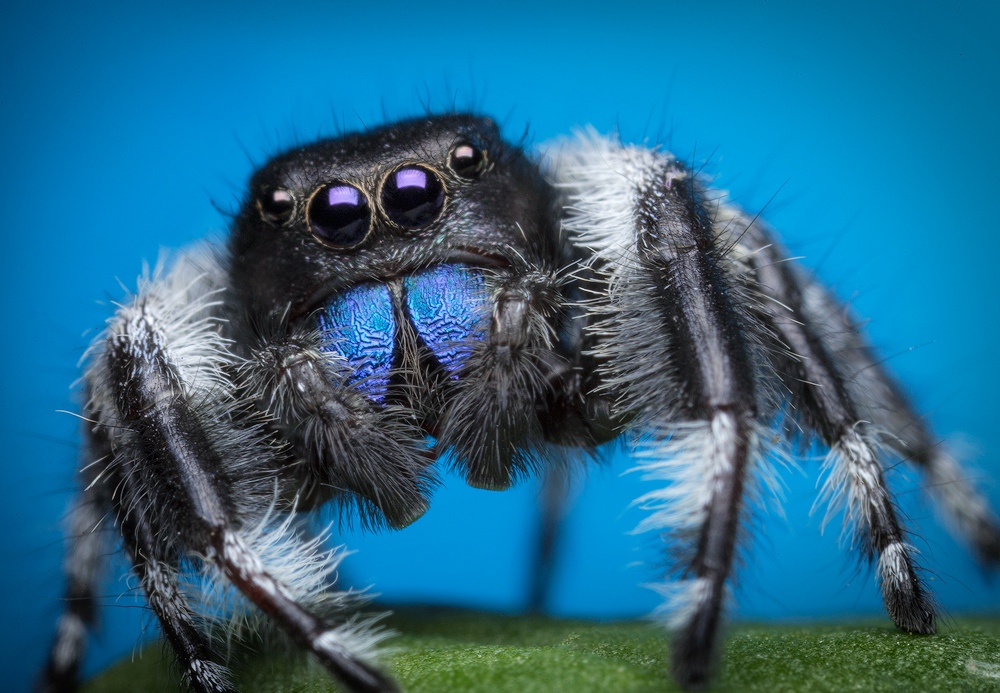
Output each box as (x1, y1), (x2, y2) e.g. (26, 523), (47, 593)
(317, 282), (396, 401)
(404, 265), (490, 373)
(317, 264), (491, 402)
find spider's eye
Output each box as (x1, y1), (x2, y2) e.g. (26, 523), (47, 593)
(258, 188), (295, 225)
(308, 182), (371, 247)
(448, 142), (486, 178)
(381, 166), (445, 228)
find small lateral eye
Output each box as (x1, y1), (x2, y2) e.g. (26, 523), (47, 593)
(448, 142), (485, 178)
(381, 165), (445, 228)
(308, 182), (371, 247)
(258, 188), (295, 225)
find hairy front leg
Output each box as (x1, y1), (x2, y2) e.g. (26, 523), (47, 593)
(86, 282), (400, 693)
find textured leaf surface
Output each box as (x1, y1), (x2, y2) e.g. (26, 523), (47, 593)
(82, 608), (1000, 693)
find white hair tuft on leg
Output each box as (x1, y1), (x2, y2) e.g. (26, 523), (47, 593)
(191, 499), (390, 663)
(646, 578), (714, 631)
(813, 424), (890, 544)
(629, 415), (775, 629)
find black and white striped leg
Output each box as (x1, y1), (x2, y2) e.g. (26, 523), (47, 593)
(552, 136), (761, 689)
(745, 230), (935, 633)
(36, 485), (107, 693)
(796, 274), (1000, 564)
(635, 175), (758, 690)
(666, 413), (753, 690)
(115, 469), (238, 693)
(211, 529), (396, 693)
(101, 303), (397, 693)
(120, 472), (393, 693)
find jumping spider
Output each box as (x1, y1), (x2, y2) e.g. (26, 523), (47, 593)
(38, 114), (1000, 692)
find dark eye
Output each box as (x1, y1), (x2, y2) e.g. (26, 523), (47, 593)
(258, 188), (295, 225)
(381, 166), (445, 228)
(307, 182), (371, 247)
(448, 142), (486, 178)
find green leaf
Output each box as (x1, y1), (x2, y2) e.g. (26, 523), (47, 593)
(82, 608), (1000, 693)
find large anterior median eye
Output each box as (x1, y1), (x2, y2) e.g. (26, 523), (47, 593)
(381, 165), (444, 228)
(308, 182), (371, 247)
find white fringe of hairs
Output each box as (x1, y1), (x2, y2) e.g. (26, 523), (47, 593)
(190, 497), (390, 662)
(813, 424), (922, 593)
(813, 424), (892, 544)
(83, 242), (232, 409)
(541, 128), (681, 267)
(628, 415), (783, 630)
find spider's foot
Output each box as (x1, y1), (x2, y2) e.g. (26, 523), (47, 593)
(889, 593), (936, 635)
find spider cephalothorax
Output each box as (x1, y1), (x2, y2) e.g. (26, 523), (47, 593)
(38, 114), (1000, 693)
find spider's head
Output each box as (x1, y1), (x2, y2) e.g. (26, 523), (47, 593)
(228, 114), (559, 321)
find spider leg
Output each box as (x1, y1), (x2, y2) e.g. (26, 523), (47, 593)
(550, 135), (762, 690)
(101, 303), (396, 693)
(632, 185), (758, 690)
(796, 267), (1000, 564)
(36, 462), (109, 693)
(527, 464), (570, 613)
(53, 250), (399, 693)
(114, 464), (239, 693)
(732, 220), (936, 633)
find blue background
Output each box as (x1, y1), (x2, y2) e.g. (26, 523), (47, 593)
(3, 0), (999, 689)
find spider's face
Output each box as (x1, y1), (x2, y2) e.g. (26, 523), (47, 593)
(227, 114), (559, 321)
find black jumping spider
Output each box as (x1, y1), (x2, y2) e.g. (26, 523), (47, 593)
(38, 114), (1000, 693)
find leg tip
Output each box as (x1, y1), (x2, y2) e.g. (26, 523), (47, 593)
(671, 659), (714, 692)
(464, 466), (513, 491)
(671, 630), (719, 692)
(387, 500), (429, 530)
(889, 596), (936, 635)
(974, 520), (1000, 566)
